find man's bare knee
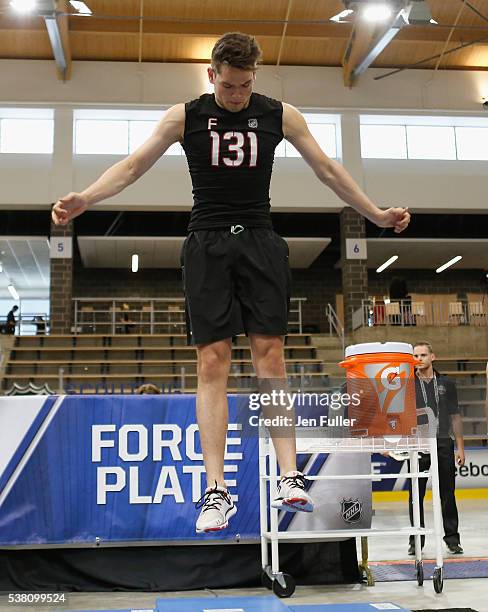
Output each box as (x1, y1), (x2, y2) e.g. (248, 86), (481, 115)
(250, 335), (285, 376)
(197, 340), (231, 383)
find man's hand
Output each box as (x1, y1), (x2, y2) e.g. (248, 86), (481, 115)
(52, 193), (89, 225)
(455, 449), (465, 467)
(376, 207), (411, 233)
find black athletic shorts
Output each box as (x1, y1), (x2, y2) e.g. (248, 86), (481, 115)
(180, 226), (291, 345)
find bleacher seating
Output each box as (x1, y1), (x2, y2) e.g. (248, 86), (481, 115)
(2, 333), (330, 394)
(1, 338), (486, 444)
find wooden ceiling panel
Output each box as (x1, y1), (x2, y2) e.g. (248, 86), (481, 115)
(0, 29), (52, 58)
(141, 0), (292, 21)
(70, 31), (141, 61)
(139, 34), (282, 64)
(140, 34), (218, 63)
(430, 0), (488, 28)
(372, 39), (488, 70)
(0, 14), (44, 30)
(0, 0), (487, 74)
(289, 0), (345, 21)
(78, 0), (141, 18)
(278, 37), (347, 67)
(435, 43), (488, 69)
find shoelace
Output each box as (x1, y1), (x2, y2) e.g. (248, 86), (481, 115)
(195, 481), (230, 513)
(280, 473), (306, 491)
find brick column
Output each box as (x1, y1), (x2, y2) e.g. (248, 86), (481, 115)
(50, 221), (73, 334)
(340, 207), (368, 335)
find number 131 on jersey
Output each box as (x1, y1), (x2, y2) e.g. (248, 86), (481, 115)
(210, 131), (258, 168)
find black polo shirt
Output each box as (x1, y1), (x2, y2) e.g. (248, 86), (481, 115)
(415, 372), (460, 438)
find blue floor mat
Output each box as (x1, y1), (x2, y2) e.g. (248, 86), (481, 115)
(289, 604), (411, 611)
(156, 595), (289, 612)
(371, 558), (488, 581)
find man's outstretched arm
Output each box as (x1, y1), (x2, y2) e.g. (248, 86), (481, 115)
(282, 103), (410, 233)
(52, 104), (185, 225)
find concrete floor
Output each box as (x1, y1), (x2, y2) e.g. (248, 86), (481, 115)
(0, 498), (486, 612)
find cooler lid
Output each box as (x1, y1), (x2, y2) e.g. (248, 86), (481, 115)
(345, 342), (413, 358)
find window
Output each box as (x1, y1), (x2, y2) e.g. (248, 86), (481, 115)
(406, 126), (456, 160)
(275, 113), (338, 159)
(361, 115), (488, 160)
(361, 125), (407, 159)
(128, 120), (157, 153)
(73, 109), (338, 159)
(455, 127), (488, 161)
(0, 119), (54, 154)
(75, 120), (129, 155)
(74, 110), (185, 156)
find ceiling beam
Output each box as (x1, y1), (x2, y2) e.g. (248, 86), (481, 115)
(1, 13), (486, 44)
(41, 0), (71, 80)
(63, 18), (488, 43)
(343, 6), (410, 87)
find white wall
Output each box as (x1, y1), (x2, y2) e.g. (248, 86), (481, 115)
(1, 60), (488, 212)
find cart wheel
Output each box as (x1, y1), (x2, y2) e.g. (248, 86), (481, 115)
(415, 560), (424, 586)
(433, 566), (444, 593)
(272, 573), (296, 598)
(261, 569), (272, 590)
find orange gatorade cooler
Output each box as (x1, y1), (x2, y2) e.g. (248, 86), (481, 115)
(339, 342), (418, 438)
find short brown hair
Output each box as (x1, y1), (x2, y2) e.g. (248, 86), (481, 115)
(135, 383), (161, 395)
(413, 341), (433, 354)
(211, 32), (262, 72)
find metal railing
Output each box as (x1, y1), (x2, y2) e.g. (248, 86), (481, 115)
(355, 298), (488, 328)
(326, 303), (345, 352)
(0, 313), (50, 336)
(72, 297), (307, 334)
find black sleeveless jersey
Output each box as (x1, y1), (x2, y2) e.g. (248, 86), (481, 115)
(183, 93), (283, 231)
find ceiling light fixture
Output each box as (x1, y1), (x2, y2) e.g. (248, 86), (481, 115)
(8, 284), (19, 300)
(69, 1), (92, 15)
(362, 3), (393, 22)
(407, 0), (438, 25)
(10, 0), (37, 13)
(436, 255), (462, 274)
(131, 254), (139, 273)
(330, 9), (354, 22)
(376, 255), (399, 273)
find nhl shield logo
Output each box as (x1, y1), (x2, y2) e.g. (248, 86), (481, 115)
(248, 118), (258, 128)
(341, 498), (363, 524)
(389, 418), (398, 430)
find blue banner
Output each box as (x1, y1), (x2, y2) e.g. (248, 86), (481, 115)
(0, 395), (372, 546)
(0, 395), (259, 545)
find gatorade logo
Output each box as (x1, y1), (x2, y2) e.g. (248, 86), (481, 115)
(365, 362), (409, 414)
(381, 366), (402, 391)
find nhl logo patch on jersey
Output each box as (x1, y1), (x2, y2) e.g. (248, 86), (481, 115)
(248, 118), (258, 128)
(341, 498), (363, 524)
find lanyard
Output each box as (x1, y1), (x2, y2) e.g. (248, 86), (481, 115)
(417, 371), (439, 411)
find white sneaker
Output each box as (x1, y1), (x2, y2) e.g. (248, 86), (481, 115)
(195, 483), (237, 533)
(271, 471), (314, 513)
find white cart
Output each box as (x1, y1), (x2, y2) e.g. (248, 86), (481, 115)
(259, 407), (445, 598)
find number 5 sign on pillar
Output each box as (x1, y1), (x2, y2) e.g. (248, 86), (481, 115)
(50, 237), (72, 259)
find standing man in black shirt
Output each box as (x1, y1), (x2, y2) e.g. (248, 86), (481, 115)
(5, 305), (18, 335)
(408, 341), (465, 555)
(52, 32), (411, 533)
